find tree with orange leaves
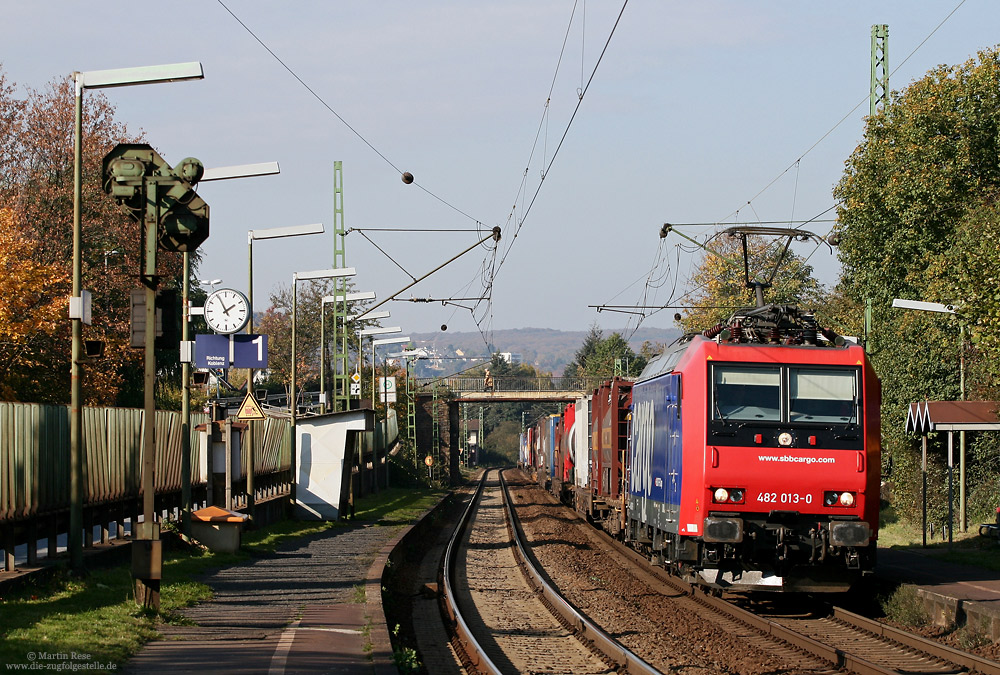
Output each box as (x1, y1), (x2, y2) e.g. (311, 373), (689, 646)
(0, 208), (68, 400)
(0, 65), (188, 406)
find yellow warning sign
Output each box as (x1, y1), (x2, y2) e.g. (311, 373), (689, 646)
(236, 392), (266, 420)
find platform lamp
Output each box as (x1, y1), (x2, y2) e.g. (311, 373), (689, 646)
(197, 278), (222, 291)
(69, 61), (203, 571)
(356, 326), (401, 492)
(243, 223), (323, 510)
(291, 268), (356, 504)
(321, 291), (376, 411)
(373, 335), (410, 493)
(344, 309), (391, 385)
(892, 298), (964, 542)
(359, 326), (402, 402)
(173, 162), (279, 538)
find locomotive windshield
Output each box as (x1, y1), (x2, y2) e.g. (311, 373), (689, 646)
(712, 364), (860, 426)
(713, 366), (780, 421)
(788, 367), (857, 423)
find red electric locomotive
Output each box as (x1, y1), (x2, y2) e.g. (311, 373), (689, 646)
(627, 303), (881, 592)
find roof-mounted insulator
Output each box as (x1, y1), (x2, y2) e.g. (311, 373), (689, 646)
(703, 322), (726, 339)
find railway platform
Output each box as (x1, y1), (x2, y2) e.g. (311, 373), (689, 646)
(877, 545), (1000, 637)
(123, 518), (416, 675)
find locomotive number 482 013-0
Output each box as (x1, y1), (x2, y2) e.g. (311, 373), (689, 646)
(756, 492), (813, 505)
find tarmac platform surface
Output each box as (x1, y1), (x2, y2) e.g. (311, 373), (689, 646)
(124, 522), (404, 675)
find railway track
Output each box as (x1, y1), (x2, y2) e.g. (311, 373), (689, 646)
(503, 470), (1000, 675)
(441, 469), (658, 675)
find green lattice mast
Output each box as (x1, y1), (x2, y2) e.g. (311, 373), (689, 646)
(870, 25), (888, 117)
(332, 161), (349, 411)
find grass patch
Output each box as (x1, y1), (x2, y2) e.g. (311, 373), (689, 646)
(352, 486), (447, 525)
(0, 566), (161, 666)
(880, 584), (930, 628)
(0, 486), (444, 668)
(361, 616), (373, 658)
(391, 624), (422, 674)
(878, 511), (1000, 571)
(958, 616), (993, 650)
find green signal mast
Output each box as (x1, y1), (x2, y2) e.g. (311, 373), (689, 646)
(871, 24), (888, 117)
(332, 161), (349, 412)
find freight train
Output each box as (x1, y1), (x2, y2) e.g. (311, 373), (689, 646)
(520, 303), (880, 593)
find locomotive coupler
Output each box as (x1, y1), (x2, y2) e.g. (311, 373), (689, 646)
(846, 548), (860, 569)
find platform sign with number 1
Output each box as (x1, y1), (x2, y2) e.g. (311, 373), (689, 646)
(194, 334), (268, 369)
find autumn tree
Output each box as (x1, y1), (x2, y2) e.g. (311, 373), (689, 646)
(833, 47), (1000, 523)
(0, 66), (188, 406)
(562, 323), (603, 378)
(581, 332), (645, 379)
(255, 279), (377, 404)
(676, 233), (825, 335)
(0, 209), (68, 400)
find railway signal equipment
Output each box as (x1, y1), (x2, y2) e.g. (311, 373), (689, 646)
(102, 143), (210, 252)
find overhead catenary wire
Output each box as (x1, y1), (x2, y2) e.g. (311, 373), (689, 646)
(495, 1), (629, 276)
(215, 0), (485, 227)
(468, 1), (628, 348)
(716, 0), (968, 225)
(219, 0), (629, 339)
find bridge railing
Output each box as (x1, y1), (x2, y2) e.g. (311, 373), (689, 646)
(414, 376), (605, 394)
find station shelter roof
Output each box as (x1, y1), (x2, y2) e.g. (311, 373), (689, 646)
(905, 400), (1000, 434)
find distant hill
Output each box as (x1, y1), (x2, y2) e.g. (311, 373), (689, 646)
(407, 326), (681, 376)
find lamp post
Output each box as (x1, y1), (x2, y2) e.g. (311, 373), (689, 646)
(373, 336), (410, 493)
(70, 61), (203, 571)
(174, 161), (278, 537)
(322, 291), (375, 411)
(246, 223), (323, 516)
(356, 326), (400, 492)
(359, 327), (402, 401)
(291, 268), (356, 508)
(892, 298), (965, 538)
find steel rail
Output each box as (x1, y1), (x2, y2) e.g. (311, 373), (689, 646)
(441, 470), (502, 675)
(498, 470), (660, 675)
(595, 517), (948, 675)
(532, 478), (975, 675)
(834, 606), (1000, 675)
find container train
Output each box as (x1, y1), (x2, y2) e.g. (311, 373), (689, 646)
(520, 303), (880, 593)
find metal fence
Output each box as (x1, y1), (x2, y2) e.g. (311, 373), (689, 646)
(0, 401), (291, 525)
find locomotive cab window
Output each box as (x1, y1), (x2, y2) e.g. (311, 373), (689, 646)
(713, 366), (781, 422)
(709, 363), (863, 448)
(789, 368), (858, 424)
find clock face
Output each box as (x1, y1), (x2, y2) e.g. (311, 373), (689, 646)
(204, 289), (250, 334)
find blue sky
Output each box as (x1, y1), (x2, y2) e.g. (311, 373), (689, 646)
(6, 1), (998, 339)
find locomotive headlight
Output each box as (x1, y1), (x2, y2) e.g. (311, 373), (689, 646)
(778, 432), (793, 446)
(824, 490), (857, 507)
(712, 487), (745, 504)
